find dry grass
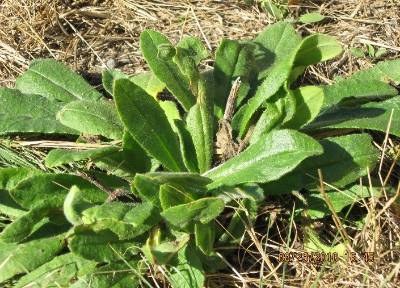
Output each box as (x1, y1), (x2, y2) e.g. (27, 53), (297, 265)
(0, 0), (400, 287)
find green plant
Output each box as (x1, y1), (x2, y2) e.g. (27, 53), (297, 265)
(0, 21), (399, 287)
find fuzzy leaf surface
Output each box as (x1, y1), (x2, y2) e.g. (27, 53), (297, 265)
(206, 129), (323, 189)
(114, 79), (186, 172)
(57, 100), (124, 140)
(16, 59), (102, 102)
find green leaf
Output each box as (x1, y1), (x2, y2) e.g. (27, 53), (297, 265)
(176, 36), (209, 66)
(263, 134), (379, 194)
(375, 47), (387, 58)
(64, 186), (94, 226)
(0, 200), (62, 243)
(0, 235), (65, 283)
(367, 44), (375, 57)
(69, 229), (140, 262)
(102, 69), (129, 96)
(70, 260), (141, 288)
(214, 39), (255, 111)
(253, 22), (301, 80)
(261, 1), (285, 20)
(350, 47), (365, 58)
(57, 100), (124, 140)
(45, 146), (119, 168)
(130, 71), (166, 98)
(143, 232), (190, 265)
(186, 77), (214, 173)
(160, 100), (181, 130)
(320, 60), (400, 109)
(294, 34), (342, 67)
(169, 244), (205, 288)
(81, 202), (160, 240)
(14, 253), (96, 288)
(0, 88), (77, 135)
(249, 102), (282, 145)
(300, 185), (382, 219)
(133, 172), (210, 205)
(174, 119), (199, 173)
(304, 227), (346, 256)
(284, 86), (324, 129)
(299, 12), (325, 24)
(161, 197), (225, 229)
(0, 167), (42, 191)
(16, 59), (102, 102)
(114, 79), (186, 172)
(140, 30), (195, 110)
(205, 129), (323, 189)
(212, 183), (265, 204)
(159, 184), (201, 210)
(195, 222), (216, 255)
(306, 97), (400, 137)
(10, 173), (108, 209)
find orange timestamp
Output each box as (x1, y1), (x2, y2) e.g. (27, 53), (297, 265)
(278, 251), (375, 264)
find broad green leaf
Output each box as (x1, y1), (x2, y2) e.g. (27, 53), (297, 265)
(169, 244), (205, 288)
(174, 119), (199, 173)
(102, 69), (129, 95)
(45, 146), (119, 168)
(213, 39), (254, 110)
(261, 1), (285, 20)
(0, 235), (64, 283)
(16, 59), (102, 102)
(81, 202), (160, 240)
(0, 88), (77, 135)
(160, 100), (181, 130)
(299, 185), (382, 219)
(69, 229), (140, 262)
(205, 129), (323, 189)
(234, 23), (302, 136)
(0, 168), (41, 218)
(14, 253), (96, 288)
(322, 59), (400, 108)
(159, 184), (201, 210)
(10, 173), (108, 209)
(93, 132), (151, 177)
(299, 12), (325, 24)
(114, 79), (186, 172)
(133, 172), (210, 205)
(161, 197), (225, 229)
(186, 77), (214, 173)
(212, 183), (265, 204)
(284, 86), (324, 129)
(0, 200), (62, 243)
(294, 34), (342, 67)
(140, 30), (195, 110)
(249, 102), (282, 145)
(253, 22), (301, 80)
(195, 222), (216, 255)
(64, 186), (94, 225)
(176, 36), (209, 66)
(144, 232), (190, 265)
(57, 100), (124, 140)
(70, 260), (141, 288)
(130, 71), (166, 98)
(306, 97), (400, 137)
(263, 134), (379, 194)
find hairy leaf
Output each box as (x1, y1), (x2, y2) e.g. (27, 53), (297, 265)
(161, 197), (225, 229)
(140, 30), (195, 110)
(57, 100), (124, 140)
(0, 88), (76, 135)
(206, 130), (323, 189)
(263, 134), (379, 194)
(16, 59), (102, 102)
(114, 79), (186, 172)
